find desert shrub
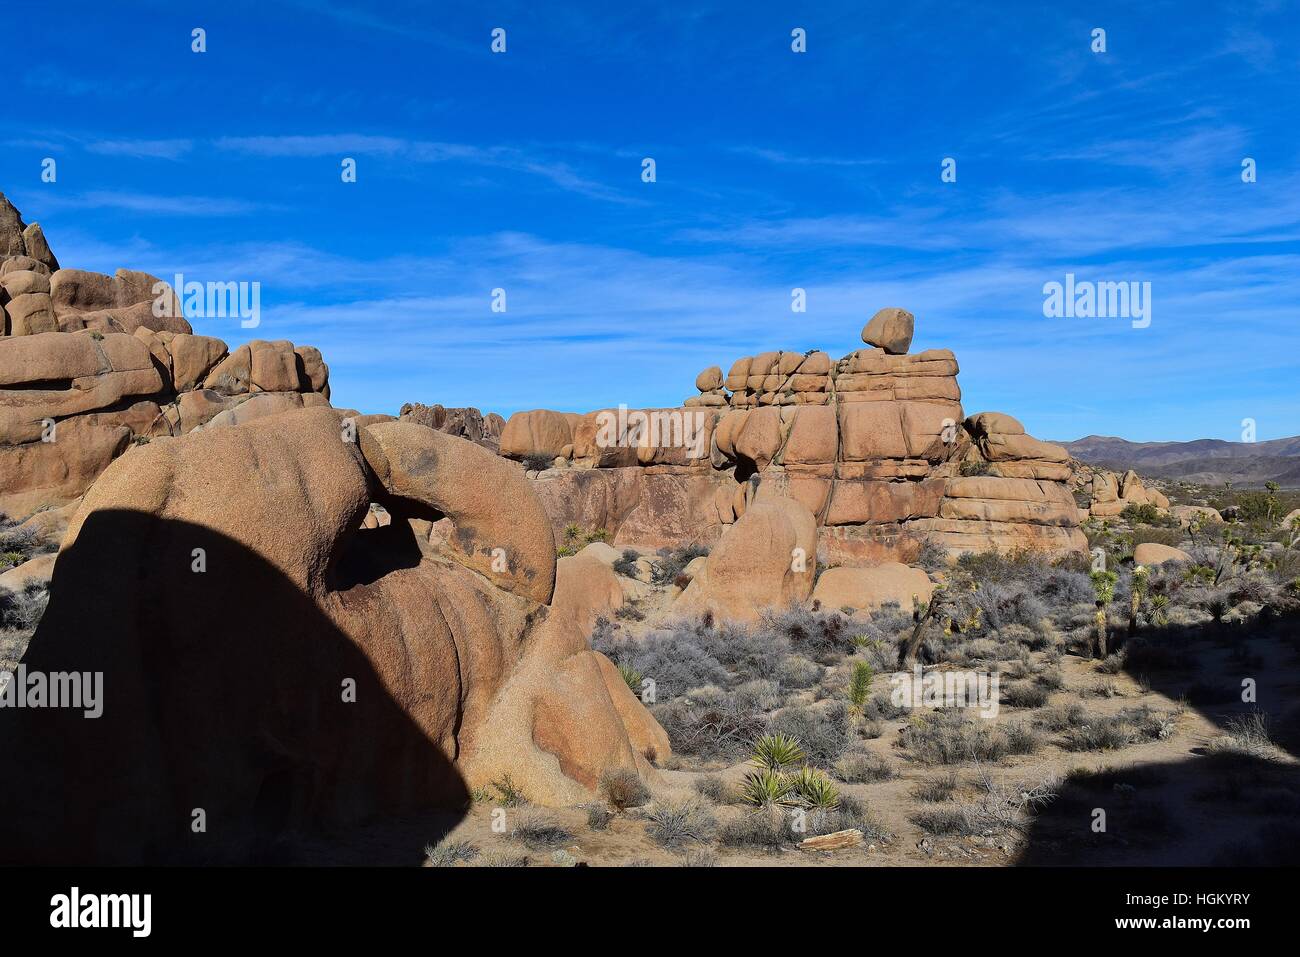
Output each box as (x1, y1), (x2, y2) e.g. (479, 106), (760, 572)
(680, 849), (719, 867)
(1060, 706), (1175, 752)
(1036, 568), (1096, 610)
(999, 622), (1055, 652)
(957, 549), (1050, 586)
(652, 688), (768, 762)
(776, 655), (821, 689)
(612, 549), (639, 577)
(1121, 502), (1170, 526)
(600, 768), (650, 810)
(911, 805), (976, 835)
(1206, 711), (1275, 760)
(489, 774), (529, 807)
(0, 583), (49, 633)
(835, 752), (895, 783)
(645, 801), (717, 848)
(652, 545), (709, 585)
(1003, 681), (1050, 709)
(898, 711), (1040, 764)
(1003, 721), (1043, 755)
(703, 619), (790, 679)
(765, 703), (854, 765)
(593, 626), (728, 701)
(510, 811), (573, 848)
(586, 806), (613, 830)
(973, 583), (1048, 635)
(911, 772), (959, 802)
(733, 679), (785, 712)
(1038, 703), (1087, 731)
(861, 690), (907, 722)
(719, 806), (794, 849)
(1098, 651), (1127, 674)
(614, 603), (645, 622)
(761, 604), (856, 664)
(693, 775), (731, 803)
(522, 452), (554, 472)
(423, 838), (479, 867)
(1035, 667), (1064, 691)
(914, 536), (948, 572)
(474, 850), (530, 868)
(853, 635), (900, 672)
(1128, 527), (1184, 550)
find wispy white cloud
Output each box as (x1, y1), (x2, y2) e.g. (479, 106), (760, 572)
(30, 190), (274, 217)
(86, 138), (194, 160)
(216, 133), (637, 203)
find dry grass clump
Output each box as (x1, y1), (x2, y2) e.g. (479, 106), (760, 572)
(911, 772), (960, 802)
(898, 711), (1042, 765)
(423, 838), (479, 867)
(1059, 706), (1176, 752)
(645, 801), (717, 848)
(510, 811), (573, 848)
(835, 752), (895, 783)
(1205, 711), (1277, 760)
(600, 768), (650, 810)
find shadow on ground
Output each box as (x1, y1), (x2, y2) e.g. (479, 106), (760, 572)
(1016, 610), (1300, 865)
(0, 510), (467, 865)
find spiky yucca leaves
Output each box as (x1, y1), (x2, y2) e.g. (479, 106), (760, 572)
(739, 767), (794, 807)
(847, 660), (874, 716)
(618, 663), (643, 694)
(787, 767), (840, 810)
(750, 733), (805, 771)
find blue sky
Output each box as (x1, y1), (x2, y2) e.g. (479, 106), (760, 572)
(4, 0), (1298, 441)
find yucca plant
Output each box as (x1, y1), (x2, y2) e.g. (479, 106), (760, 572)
(847, 661), (874, 717)
(618, 664), (643, 694)
(787, 767), (840, 810)
(1147, 593), (1170, 627)
(750, 733), (805, 771)
(739, 767), (793, 807)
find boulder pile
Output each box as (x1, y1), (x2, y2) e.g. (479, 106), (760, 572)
(501, 309), (1087, 561)
(399, 401), (506, 452)
(1, 193), (331, 519)
(1083, 468), (1170, 518)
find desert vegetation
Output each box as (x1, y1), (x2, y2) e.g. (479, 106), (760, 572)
(408, 484), (1300, 866)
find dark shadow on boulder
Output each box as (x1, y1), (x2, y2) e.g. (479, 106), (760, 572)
(0, 509), (468, 865)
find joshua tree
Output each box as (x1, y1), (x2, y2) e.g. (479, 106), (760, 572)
(1089, 570), (1118, 658)
(1128, 565), (1149, 640)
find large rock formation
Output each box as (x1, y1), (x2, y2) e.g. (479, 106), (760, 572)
(500, 314), (1087, 562)
(399, 401), (505, 452)
(0, 408), (666, 863)
(1, 196), (331, 519)
(675, 496), (817, 622)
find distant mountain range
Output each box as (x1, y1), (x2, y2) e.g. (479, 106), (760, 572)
(1057, 435), (1300, 488)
